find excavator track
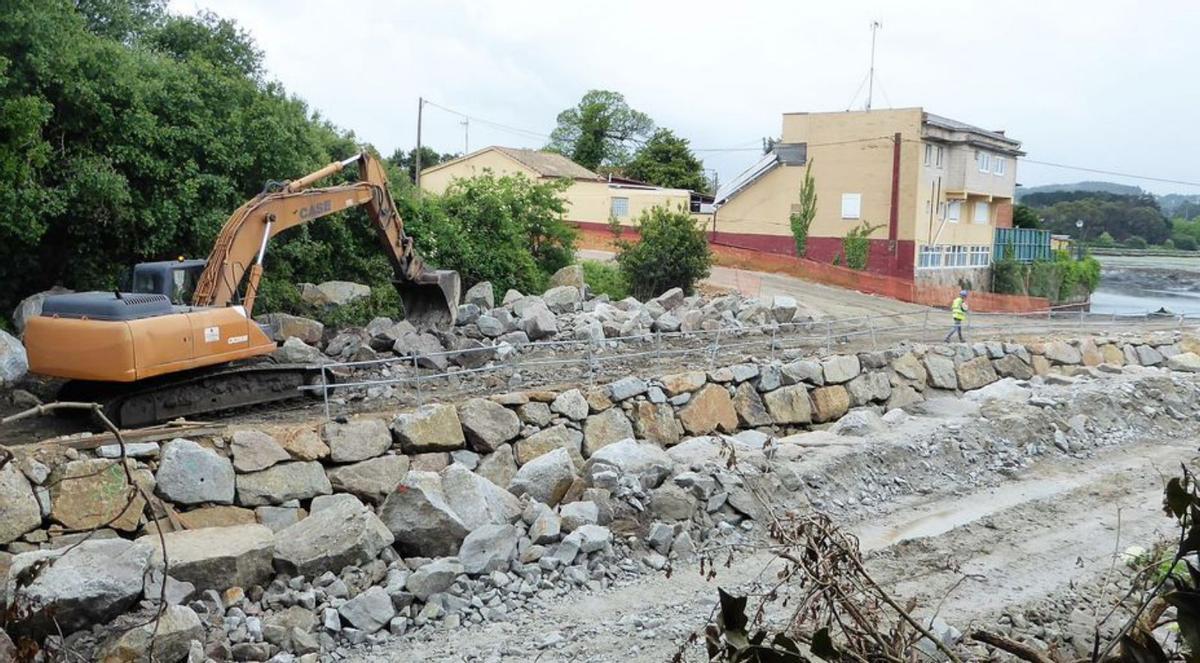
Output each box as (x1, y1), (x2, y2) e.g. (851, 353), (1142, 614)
(59, 363), (334, 429)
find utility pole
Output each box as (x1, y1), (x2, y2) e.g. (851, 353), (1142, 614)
(415, 97), (424, 198)
(866, 21), (881, 111)
(461, 118), (469, 153)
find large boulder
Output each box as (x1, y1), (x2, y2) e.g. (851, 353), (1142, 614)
(97, 604), (203, 663)
(891, 353), (927, 383)
(584, 439), (672, 489)
(458, 398), (521, 453)
(464, 281), (495, 310)
(326, 454), (410, 504)
(1168, 352), (1200, 373)
(582, 408), (635, 457)
(515, 424), (584, 466)
(0, 330), (29, 387)
(5, 539), (153, 635)
(1043, 341), (1082, 366)
(677, 383), (738, 435)
(229, 430), (291, 473)
(0, 463), (41, 545)
(440, 464), (521, 531)
(379, 471), (469, 557)
(923, 355), (958, 390)
(732, 382), (773, 427)
(324, 417), (392, 463)
(631, 402), (685, 446)
(476, 444), (518, 488)
(391, 404), (466, 454)
(11, 286), (71, 335)
(301, 280), (371, 307)
(955, 356), (999, 391)
(272, 337), (327, 364)
(458, 524), (520, 575)
(49, 459), (146, 532)
(235, 461), (331, 507)
(831, 409), (887, 437)
(255, 312), (324, 345)
(520, 300), (559, 340)
(821, 355), (861, 384)
(156, 438), (235, 505)
(141, 524), (274, 591)
(845, 372), (891, 406)
(272, 498), (394, 577)
(406, 558), (464, 602)
(762, 385), (813, 424)
(550, 389), (589, 420)
(393, 332), (449, 370)
(810, 385), (850, 423)
(992, 354), (1034, 380)
(549, 264), (586, 289)
(508, 447), (577, 507)
(543, 285), (582, 314)
(659, 371), (707, 396)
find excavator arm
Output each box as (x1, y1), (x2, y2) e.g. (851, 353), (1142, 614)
(191, 153), (459, 327)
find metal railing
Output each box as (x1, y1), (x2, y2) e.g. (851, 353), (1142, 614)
(300, 304), (1200, 420)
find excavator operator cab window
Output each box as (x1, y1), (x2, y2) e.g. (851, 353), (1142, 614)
(125, 260), (208, 305)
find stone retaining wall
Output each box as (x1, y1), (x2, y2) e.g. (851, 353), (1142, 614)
(2, 331), (1199, 660)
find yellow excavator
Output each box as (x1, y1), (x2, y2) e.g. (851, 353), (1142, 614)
(22, 152), (460, 427)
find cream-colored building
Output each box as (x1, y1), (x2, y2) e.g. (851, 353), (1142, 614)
(419, 146), (695, 228)
(712, 108), (1023, 285)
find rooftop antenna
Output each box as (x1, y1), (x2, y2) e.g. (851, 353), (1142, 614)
(866, 20), (882, 110)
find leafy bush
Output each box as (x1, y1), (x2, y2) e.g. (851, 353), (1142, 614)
(991, 250), (1100, 304)
(615, 206), (711, 299)
(1093, 231), (1116, 248)
(841, 222), (883, 271)
(789, 160), (816, 257)
(581, 261), (629, 300)
(399, 172), (576, 296)
(1125, 235), (1148, 249)
(1175, 234), (1199, 251)
(1163, 238), (1176, 250)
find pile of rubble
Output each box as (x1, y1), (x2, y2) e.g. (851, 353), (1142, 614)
(259, 265), (809, 372)
(2, 332), (1200, 661)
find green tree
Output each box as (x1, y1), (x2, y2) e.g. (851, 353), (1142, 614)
(841, 222), (884, 271)
(1012, 204), (1041, 229)
(546, 90), (654, 170)
(789, 160), (817, 257)
(147, 10), (263, 78)
(388, 146), (458, 184)
(1125, 235), (1148, 249)
(1092, 231), (1116, 248)
(614, 206), (711, 299)
(623, 128), (707, 191)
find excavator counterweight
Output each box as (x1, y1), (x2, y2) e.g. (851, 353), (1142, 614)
(22, 152), (460, 426)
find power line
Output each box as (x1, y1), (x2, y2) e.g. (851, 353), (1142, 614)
(1018, 158), (1200, 188)
(421, 99), (552, 142)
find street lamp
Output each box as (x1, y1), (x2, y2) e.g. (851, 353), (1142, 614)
(1075, 219), (1085, 260)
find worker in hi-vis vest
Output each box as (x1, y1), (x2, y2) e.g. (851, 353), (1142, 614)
(944, 290), (969, 342)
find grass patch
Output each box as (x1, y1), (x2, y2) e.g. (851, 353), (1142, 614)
(582, 260), (630, 300)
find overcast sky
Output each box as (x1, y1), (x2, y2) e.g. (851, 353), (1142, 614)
(170, 0), (1200, 195)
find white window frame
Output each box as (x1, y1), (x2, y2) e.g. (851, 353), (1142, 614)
(917, 245), (943, 269)
(969, 246), (991, 267)
(610, 196), (629, 218)
(947, 200), (962, 223)
(924, 144), (933, 166)
(993, 156), (1006, 176)
(840, 193), (862, 220)
(973, 201), (990, 225)
(977, 151), (990, 173)
(935, 145), (944, 168)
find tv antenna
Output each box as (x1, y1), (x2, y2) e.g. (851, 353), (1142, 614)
(866, 20), (882, 110)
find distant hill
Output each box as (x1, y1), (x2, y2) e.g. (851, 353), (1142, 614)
(1017, 181), (1144, 200)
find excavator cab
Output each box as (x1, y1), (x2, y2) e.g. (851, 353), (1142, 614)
(119, 259), (208, 305)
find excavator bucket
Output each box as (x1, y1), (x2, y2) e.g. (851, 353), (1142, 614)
(395, 269), (461, 329)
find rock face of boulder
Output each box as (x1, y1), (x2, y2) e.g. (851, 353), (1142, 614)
(457, 398), (521, 453)
(631, 402), (685, 446)
(955, 356), (999, 391)
(439, 464), (521, 531)
(821, 355), (861, 384)
(156, 438), (236, 505)
(1043, 341), (1082, 365)
(923, 355), (958, 390)
(582, 408), (635, 457)
(458, 523), (520, 575)
(0, 330), (28, 387)
(325, 454), (409, 503)
(406, 558), (464, 602)
(49, 459), (146, 532)
(762, 385), (813, 424)
(235, 461), (331, 506)
(508, 447), (576, 507)
(810, 385), (850, 423)
(464, 281), (495, 309)
(97, 604), (203, 663)
(6, 539), (153, 635)
(11, 287), (71, 335)
(677, 384), (738, 435)
(0, 464), (41, 545)
(301, 280), (371, 307)
(141, 524), (274, 592)
(229, 430), (291, 473)
(549, 264), (586, 289)
(255, 313), (324, 345)
(272, 498), (394, 577)
(584, 439), (672, 489)
(379, 471), (469, 557)
(391, 404), (466, 454)
(323, 418), (392, 463)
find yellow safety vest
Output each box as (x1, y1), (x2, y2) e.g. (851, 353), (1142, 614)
(951, 297), (966, 321)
